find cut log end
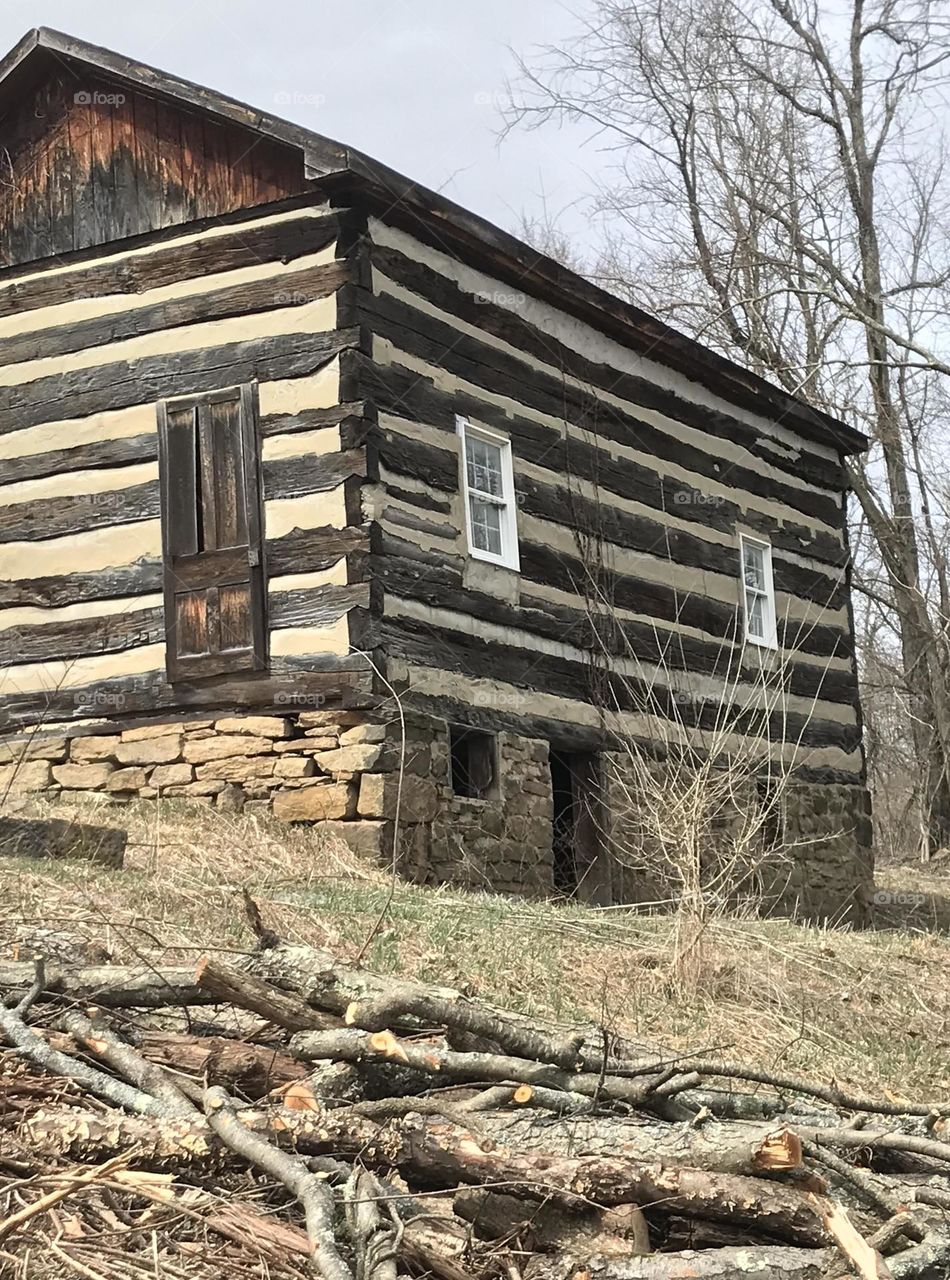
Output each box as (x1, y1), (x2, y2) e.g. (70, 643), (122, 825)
(368, 1030), (411, 1064)
(753, 1128), (803, 1171)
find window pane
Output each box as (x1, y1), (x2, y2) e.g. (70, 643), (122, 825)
(469, 496), (503, 555)
(743, 543), (766, 591)
(746, 590), (766, 638)
(466, 436), (504, 497)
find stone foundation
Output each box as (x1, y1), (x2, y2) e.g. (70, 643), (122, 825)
(0, 712), (871, 918)
(602, 750), (874, 922)
(0, 711), (558, 896)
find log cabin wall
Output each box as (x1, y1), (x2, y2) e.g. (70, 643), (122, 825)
(0, 62), (305, 267)
(350, 213), (872, 917)
(0, 199), (373, 736)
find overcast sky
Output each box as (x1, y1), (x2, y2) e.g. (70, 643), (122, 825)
(0, 0), (604, 249)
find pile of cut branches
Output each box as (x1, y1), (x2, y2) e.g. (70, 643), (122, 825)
(1, 931), (949, 1279)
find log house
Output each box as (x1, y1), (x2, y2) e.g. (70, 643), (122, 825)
(0, 29), (872, 917)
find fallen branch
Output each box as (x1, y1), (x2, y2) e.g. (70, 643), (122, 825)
(195, 957), (342, 1033)
(291, 1028), (664, 1108)
(203, 1086), (353, 1280)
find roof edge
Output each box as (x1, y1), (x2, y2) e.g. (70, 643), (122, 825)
(0, 27), (867, 457)
(325, 161), (868, 457)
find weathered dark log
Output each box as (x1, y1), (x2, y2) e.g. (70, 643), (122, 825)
(455, 1187), (650, 1256)
(53, 1027), (309, 1096)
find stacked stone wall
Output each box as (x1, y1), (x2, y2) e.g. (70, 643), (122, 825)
(0, 715), (870, 917)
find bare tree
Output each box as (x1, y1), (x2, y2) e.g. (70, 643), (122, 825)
(507, 0), (950, 858)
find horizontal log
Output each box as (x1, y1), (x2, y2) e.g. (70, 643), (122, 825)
(128, 1030), (307, 1096)
(17, 1103), (826, 1245)
(0, 479), (160, 544)
(474, 1111), (803, 1177)
(369, 239), (847, 494)
(0, 583), (365, 666)
(0, 961), (214, 1007)
(374, 556), (858, 708)
(195, 957), (343, 1033)
(0, 449), (364, 545)
(0, 525), (367, 608)
(0, 209), (341, 322)
(370, 1114), (829, 1246)
(290, 1027), (662, 1107)
(379, 613), (861, 752)
(0, 661), (370, 732)
(0, 327), (358, 436)
(372, 418), (847, 605)
(523, 1247), (833, 1279)
(377, 530), (852, 664)
(2, 403), (363, 489)
(4, 258), (349, 368)
(359, 298), (843, 525)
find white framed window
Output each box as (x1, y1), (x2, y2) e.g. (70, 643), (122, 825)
(740, 535), (777, 649)
(456, 416), (520, 571)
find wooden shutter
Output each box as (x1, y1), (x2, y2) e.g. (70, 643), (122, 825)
(157, 384), (267, 682)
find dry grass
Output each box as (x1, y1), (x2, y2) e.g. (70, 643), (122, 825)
(3, 793), (950, 1102)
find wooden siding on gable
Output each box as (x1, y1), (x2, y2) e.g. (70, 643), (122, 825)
(0, 66), (305, 267)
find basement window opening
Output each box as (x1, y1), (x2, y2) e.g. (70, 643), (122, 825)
(449, 726), (497, 799)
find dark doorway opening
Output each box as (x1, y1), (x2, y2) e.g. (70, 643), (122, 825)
(551, 751), (578, 893)
(550, 750), (610, 902)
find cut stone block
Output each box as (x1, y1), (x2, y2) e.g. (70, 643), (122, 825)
(318, 820), (390, 860)
(52, 763), (115, 789)
(214, 716), (291, 738)
(184, 735), (272, 764)
(0, 735), (67, 764)
(339, 724), (387, 746)
(121, 721), (210, 743)
(272, 783), (355, 821)
(0, 760), (52, 792)
(115, 736), (183, 766)
(163, 780), (227, 797)
(275, 756), (316, 778)
(313, 745), (382, 775)
(149, 763), (195, 789)
(358, 773), (439, 822)
(105, 767), (149, 792)
(297, 710), (363, 729)
(196, 756), (276, 783)
(70, 735), (121, 763)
